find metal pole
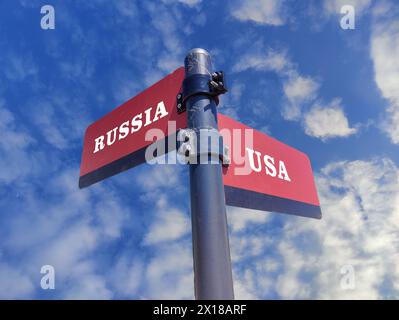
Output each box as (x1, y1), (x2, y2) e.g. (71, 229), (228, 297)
(183, 48), (234, 300)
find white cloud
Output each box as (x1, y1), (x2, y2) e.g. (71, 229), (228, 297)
(32, 101), (70, 150)
(64, 274), (113, 300)
(231, 233), (273, 263)
(232, 46), (318, 123)
(95, 199), (128, 239)
(229, 158), (399, 299)
(0, 102), (38, 184)
(38, 224), (99, 278)
(140, 166), (190, 246)
(144, 2), (185, 76)
(137, 165), (185, 194)
(227, 207), (274, 298)
(282, 73), (320, 121)
(233, 278), (258, 299)
(370, 5), (399, 144)
(232, 45), (359, 140)
(231, 81), (246, 102)
(0, 162), (131, 299)
(115, 0), (138, 17)
(160, 0), (202, 7)
(304, 99), (357, 139)
(227, 206), (270, 232)
(276, 241), (314, 298)
(219, 81), (245, 120)
(278, 158), (399, 299)
(324, 0), (372, 16)
(0, 263), (34, 299)
(145, 242), (194, 299)
(59, 59), (95, 81)
(2, 53), (38, 81)
(111, 67), (144, 104)
(176, 0), (202, 7)
(24, 93), (92, 151)
(143, 208), (190, 245)
(233, 49), (291, 73)
(109, 256), (144, 298)
(231, 0), (286, 26)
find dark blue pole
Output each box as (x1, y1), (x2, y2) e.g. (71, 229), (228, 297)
(184, 48), (234, 300)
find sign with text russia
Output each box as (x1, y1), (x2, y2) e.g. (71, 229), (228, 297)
(219, 115), (321, 219)
(79, 67), (185, 188)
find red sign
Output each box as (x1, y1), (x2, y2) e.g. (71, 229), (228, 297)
(218, 114), (321, 219)
(79, 67), (186, 188)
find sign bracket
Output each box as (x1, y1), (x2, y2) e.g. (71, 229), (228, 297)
(177, 128), (230, 166)
(176, 70), (227, 114)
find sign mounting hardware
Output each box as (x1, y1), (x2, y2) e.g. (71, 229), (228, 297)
(176, 70), (227, 114)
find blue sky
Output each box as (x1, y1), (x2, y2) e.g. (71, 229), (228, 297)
(0, 0), (398, 299)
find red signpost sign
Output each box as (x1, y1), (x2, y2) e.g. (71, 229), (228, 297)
(79, 67), (186, 188)
(219, 114), (321, 219)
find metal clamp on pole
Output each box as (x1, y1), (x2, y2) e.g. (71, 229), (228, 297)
(177, 128), (231, 166)
(184, 48), (234, 300)
(177, 68), (227, 114)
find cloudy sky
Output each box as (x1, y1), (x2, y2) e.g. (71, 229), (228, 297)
(0, 0), (398, 299)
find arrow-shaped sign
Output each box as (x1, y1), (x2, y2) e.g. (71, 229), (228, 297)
(79, 67), (185, 188)
(219, 114), (321, 219)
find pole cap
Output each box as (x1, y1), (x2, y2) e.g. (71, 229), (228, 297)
(185, 48), (212, 76)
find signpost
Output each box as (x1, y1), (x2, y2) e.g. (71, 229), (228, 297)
(183, 49), (234, 299)
(219, 114), (321, 219)
(79, 48), (321, 300)
(79, 67), (186, 189)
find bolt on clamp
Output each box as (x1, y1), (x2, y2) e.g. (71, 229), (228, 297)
(177, 128), (230, 166)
